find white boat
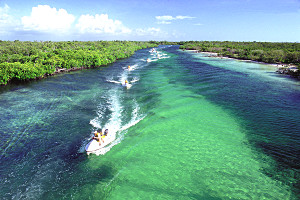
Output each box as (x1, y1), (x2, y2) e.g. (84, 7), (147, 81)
(126, 84), (132, 89)
(122, 83), (132, 89)
(85, 134), (115, 155)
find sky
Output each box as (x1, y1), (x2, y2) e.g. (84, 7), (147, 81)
(0, 0), (299, 42)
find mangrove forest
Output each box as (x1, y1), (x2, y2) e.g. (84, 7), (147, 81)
(0, 40), (157, 85)
(1, 40), (300, 85)
(179, 41), (300, 66)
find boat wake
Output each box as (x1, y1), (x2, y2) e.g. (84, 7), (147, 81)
(106, 80), (121, 84)
(81, 50), (154, 155)
(145, 48), (170, 63)
(84, 90), (145, 155)
(106, 75), (139, 88)
(124, 63), (138, 71)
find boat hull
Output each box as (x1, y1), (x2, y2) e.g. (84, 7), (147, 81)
(85, 135), (115, 155)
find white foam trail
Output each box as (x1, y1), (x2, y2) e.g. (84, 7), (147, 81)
(94, 108), (145, 155)
(130, 77), (139, 83)
(120, 99), (146, 132)
(107, 80), (121, 84)
(89, 100), (108, 128)
(120, 73), (128, 84)
(108, 70), (129, 86)
(146, 58), (158, 62)
(104, 91), (123, 134)
(87, 97), (145, 156)
(87, 90), (122, 155)
(107, 75), (139, 86)
(90, 90), (123, 133)
(119, 112), (145, 133)
(95, 99), (145, 155)
(84, 52), (149, 155)
(125, 63), (138, 71)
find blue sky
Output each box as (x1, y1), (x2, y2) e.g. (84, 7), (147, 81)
(0, 0), (299, 41)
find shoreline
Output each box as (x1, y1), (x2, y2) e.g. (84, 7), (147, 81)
(183, 49), (300, 78)
(190, 50), (297, 67)
(0, 66), (96, 87)
(0, 41), (158, 86)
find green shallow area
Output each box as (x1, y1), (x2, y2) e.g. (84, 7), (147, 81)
(81, 56), (292, 199)
(191, 53), (300, 88)
(1, 46), (299, 200)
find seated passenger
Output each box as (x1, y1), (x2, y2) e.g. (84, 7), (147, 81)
(104, 129), (108, 136)
(93, 129), (102, 145)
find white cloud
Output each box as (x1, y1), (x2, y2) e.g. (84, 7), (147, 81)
(176, 15), (195, 20)
(156, 15), (195, 24)
(0, 4), (15, 34)
(156, 15), (175, 21)
(1, 4), (174, 40)
(157, 21), (172, 25)
(76, 14), (132, 34)
(21, 5), (75, 32)
(135, 27), (164, 37)
(194, 23), (203, 26)
(0, 4), (10, 21)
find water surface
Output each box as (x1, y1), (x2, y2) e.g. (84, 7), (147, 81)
(0, 46), (299, 199)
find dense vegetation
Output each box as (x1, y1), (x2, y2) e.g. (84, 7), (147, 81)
(2, 40), (299, 85)
(0, 41), (157, 85)
(179, 41), (300, 66)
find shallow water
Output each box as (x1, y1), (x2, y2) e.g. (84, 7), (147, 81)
(0, 46), (299, 199)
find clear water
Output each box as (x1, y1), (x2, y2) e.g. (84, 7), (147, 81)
(0, 46), (299, 199)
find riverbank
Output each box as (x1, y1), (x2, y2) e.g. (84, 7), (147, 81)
(0, 41), (157, 85)
(184, 50), (300, 79)
(179, 41), (300, 79)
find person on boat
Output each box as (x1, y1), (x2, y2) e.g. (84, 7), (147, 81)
(128, 65), (130, 70)
(104, 129), (108, 136)
(100, 129), (106, 143)
(124, 80), (128, 86)
(93, 129), (103, 145)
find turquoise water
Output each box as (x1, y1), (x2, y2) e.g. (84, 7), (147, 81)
(0, 46), (299, 199)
